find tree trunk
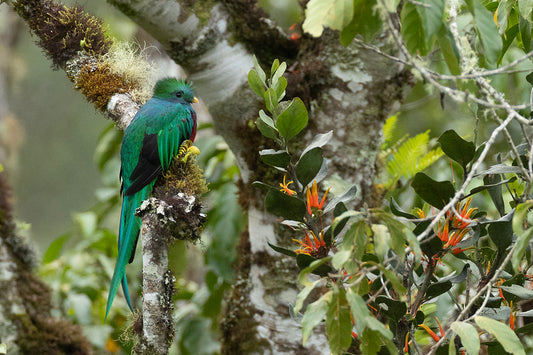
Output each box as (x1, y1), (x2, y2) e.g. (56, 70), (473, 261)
(106, 1), (409, 353)
(4, 0), (410, 351)
(0, 8), (92, 354)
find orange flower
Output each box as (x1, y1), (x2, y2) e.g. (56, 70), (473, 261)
(419, 324), (441, 342)
(510, 309), (516, 330)
(437, 219), (470, 248)
(435, 317), (444, 338)
(293, 230), (327, 258)
(279, 175), (296, 196)
(448, 197), (477, 230)
(306, 180), (330, 216)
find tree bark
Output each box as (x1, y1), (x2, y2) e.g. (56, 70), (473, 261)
(105, 1), (409, 353)
(4, 0), (411, 352)
(0, 7), (92, 354)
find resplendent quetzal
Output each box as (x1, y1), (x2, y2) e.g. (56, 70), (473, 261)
(105, 78), (198, 319)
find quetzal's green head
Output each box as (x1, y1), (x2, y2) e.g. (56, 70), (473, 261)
(153, 78), (199, 104)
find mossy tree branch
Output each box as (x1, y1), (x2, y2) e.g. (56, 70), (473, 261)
(4, 1), (207, 353)
(6, 0), (411, 352)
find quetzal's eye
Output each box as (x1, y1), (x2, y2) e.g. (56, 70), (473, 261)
(175, 91), (183, 98)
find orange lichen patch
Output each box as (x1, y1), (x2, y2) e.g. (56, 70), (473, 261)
(75, 62), (131, 110)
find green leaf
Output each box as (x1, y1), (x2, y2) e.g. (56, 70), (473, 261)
(326, 288), (352, 354)
(487, 217), (513, 251)
(265, 189), (306, 221)
(401, 1), (428, 55)
(340, 220), (367, 263)
(385, 130), (443, 188)
(418, 0), (445, 40)
(296, 147), (323, 187)
(425, 280), (452, 300)
(450, 321), (480, 355)
(267, 242), (297, 257)
(389, 197), (416, 219)
(302, 292), (330, 345)
(270, 59), (280, 77)
(374, 296), (407, 321)
(275, 76), (287, 101)
(346, 290), (370, 339)
(519, 0), (533, 22)
(294, 279), (321, 314)
(412, 172), (456, 209)
(465, 0), (503, 65)
(276, 98), (308, 141)
(474, 316), (526, 355)
(512, 201), (533, 272)
(42, 233), (71, 263)
(252, 55), (266, 83)
(499, 285), (533, 300)
(468, 177), (516, 195)
(259, 149), (290, 168)
(302, 0), (354, 37)
(476, 164), (523, 175)
(483, 174), (506, 217)
(302, 131), (333, 155)
(340, 0), (381, 44)
(366, 316), (394, 340)
(324, 185), (357, 213)
(264, 88), (278, 113)
(519, 16), (532, 52)
(296, 254), (333, 276)
(256, 110), (279, 141)
(376, 210), (421, 262)
(438, 27), (461, 75)
(248, 70), (265, 98)
(331, 250), (351, 269)
(499, 24), (519, 64)
(271, 61), (287, 88)
(256, 117), (279, 141)
(438, 130), (476, 168)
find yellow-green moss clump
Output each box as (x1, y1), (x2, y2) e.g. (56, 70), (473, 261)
(155, 148), (208, 198)
(102, 42), (155, 104)
(14, 0), (112, 68)
(75, 62), (131, 111)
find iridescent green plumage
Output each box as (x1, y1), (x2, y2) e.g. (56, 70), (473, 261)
(105, 78), (197, 320)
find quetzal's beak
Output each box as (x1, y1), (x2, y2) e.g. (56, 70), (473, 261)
(192, 97), (199, 103)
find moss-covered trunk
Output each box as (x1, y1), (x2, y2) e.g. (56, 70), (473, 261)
(104, 2), (409, 353)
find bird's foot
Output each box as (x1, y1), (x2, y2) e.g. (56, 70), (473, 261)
(177, 140), (200, 163)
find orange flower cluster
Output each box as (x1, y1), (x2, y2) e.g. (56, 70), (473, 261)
(417, 198), (477, 254)
(293, 230), (327, 258)
(306, 180), (330, 216)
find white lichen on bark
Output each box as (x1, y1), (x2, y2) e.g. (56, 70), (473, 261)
(0, 239), (20, 354)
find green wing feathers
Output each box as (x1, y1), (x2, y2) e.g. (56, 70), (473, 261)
(105, 78), (197, 320)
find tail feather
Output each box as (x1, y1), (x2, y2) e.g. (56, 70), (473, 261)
(105, 185), (153, 321)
